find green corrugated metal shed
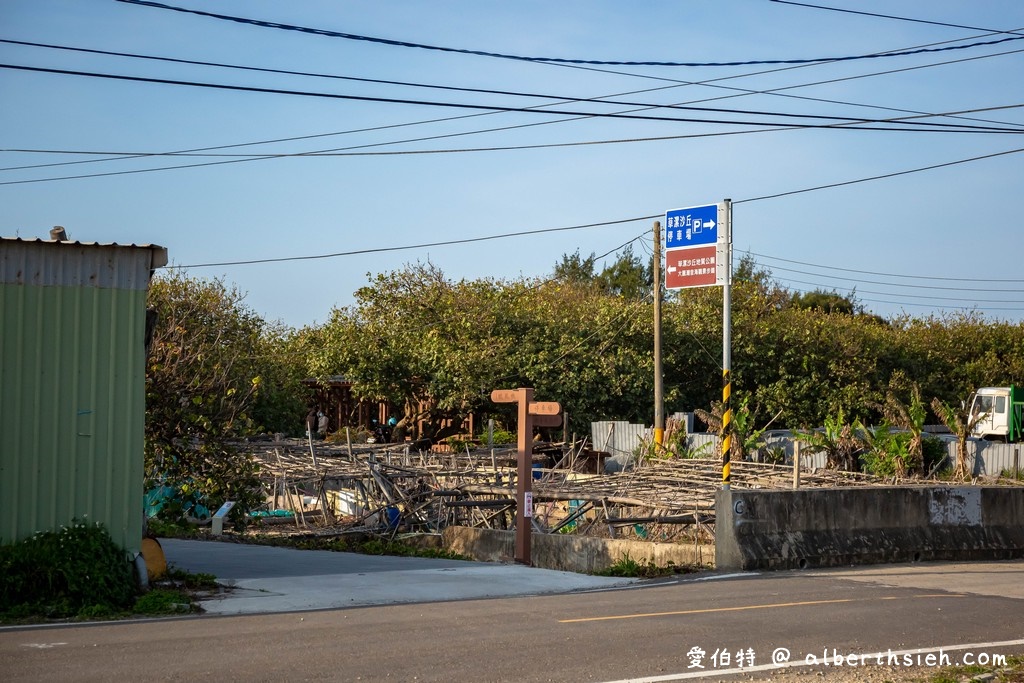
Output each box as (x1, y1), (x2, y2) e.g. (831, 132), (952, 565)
(0, 237), (167, 556)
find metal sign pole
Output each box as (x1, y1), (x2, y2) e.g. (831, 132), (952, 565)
(721, 198), (733, 490)
(653, 220), (664, 446)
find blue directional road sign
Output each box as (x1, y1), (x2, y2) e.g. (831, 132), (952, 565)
(665, 203), (719, 248)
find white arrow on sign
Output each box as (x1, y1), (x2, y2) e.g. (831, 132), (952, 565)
(703, 219), (716, 230)
(667, 266), (677, 273)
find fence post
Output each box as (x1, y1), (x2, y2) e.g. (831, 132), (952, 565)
(792, 441), (801, 490)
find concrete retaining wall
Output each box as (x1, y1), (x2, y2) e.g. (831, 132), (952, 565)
(442, 526), (713, 573)
(715, 486), (1024, 571)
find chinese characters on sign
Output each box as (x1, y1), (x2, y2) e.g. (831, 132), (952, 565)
(664, 202), (729, 290)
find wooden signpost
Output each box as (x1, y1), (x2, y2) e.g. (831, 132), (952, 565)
(490, 387), (561, 565)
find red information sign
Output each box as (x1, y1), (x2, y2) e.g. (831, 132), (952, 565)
(665, 244), (718, 289)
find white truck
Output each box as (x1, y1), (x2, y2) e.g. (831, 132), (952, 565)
(969, 386), (1024, 442)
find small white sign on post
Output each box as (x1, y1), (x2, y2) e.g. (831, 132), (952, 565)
(523, 492), (533, 518)
(211, 501), (236, 536)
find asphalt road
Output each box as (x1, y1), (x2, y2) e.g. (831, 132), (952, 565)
(4, 560), (1023, 682)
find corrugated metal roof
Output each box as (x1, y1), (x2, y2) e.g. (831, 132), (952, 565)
(0, 238), (167, 290)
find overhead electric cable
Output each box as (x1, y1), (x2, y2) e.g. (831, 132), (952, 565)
(168, 216), (650, 269)
(780, 284), (1024, 313)
(750, 251), (1024, 283)
(776, 277), (1023, 304)
(765, 265), (1024, 293)
(5, 30), (1021, 178)
(8, 38), (1013, 133)
(7, 101), (1024, 160)
(735, 147), (1024, 204)
(116, 0), (1024, 67)
(164, 143), (1024, 271)
(769, 0), (1024, 35)
(4, 63), (1014, 134)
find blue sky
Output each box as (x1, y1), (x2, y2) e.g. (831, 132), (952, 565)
(2, 0), (1023, 327)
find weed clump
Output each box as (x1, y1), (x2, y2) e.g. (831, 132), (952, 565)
(0, 519), (136, 620)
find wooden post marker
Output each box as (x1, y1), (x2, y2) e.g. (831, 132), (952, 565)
(491, 388), (561, 565)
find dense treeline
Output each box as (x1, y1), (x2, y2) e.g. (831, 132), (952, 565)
(298, 256), (1024, 436)
(144, 257), (1024, 507)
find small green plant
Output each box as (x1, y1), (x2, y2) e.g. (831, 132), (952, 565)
(921, 654), (1023, 683)
(75, 604), (117, 621)
(857, 421), (914, 477)
(922, 435), (949, 476)
(147, 517), (203, 539)
(236, 533), (469, 560)
(795, 408), (861, 471)
(759, 445), (788, 465)
(999, 467), (1024, 482)
(595, 552), (693, 578)
(0, 518), (136, 620)
(133, 588), (194, 615)
(164, 567), (219, 590)
(479, 427), (516, 446)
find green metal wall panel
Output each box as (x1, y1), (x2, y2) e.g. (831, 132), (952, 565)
(0, 240), (162, 556)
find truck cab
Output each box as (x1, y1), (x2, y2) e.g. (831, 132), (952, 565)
(969, 386), (1023, 442)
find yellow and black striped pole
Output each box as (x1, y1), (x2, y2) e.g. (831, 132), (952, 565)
(722, 368), (732, 488)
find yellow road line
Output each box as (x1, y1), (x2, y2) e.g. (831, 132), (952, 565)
(559, 593), (963, 624)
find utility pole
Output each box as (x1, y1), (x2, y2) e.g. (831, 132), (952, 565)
(653, 220), (664, 446)
(721, 199), (733, 489)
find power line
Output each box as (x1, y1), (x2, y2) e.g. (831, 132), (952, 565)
(778, 276), (1019, 309)
(763, 265), (1024, 293)
(780, 282), (1024, 313)
(750, 251), (1024, 283)
(116, 0), (1024, 67)
(13, 37), (970, 127)
(773, 272), (1024, 299)
(5, 63), (1015, 134)
(735, 146), (1024, 204)
(769, 0), (1024, 35)
(168, 217), (654, 269)
(4, 30), (1021, 180)
(8, 102), (1024, 160)
(162, 143), (1024, 270)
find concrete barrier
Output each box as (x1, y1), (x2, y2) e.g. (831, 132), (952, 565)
(715, 486), (1024, 571)
(442, 526), (713, 573)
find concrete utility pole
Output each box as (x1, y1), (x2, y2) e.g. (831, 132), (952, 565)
(653, 220), (664, 446)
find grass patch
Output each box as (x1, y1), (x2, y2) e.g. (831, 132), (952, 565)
(594, 553), (698, 578)
(915, 654), (1024, 682)
(220, 532), (470, 561)
(132, 588), (194, 615)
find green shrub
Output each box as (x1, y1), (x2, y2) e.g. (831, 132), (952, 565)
(132, 588), (193, 615)
(485, 428), (517, 446)
(594, 552), (690, 578)
(0, 519), (136, 619)
(922, 436), (950, 475)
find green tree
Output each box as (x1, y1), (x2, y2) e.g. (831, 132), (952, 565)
(931, 397), (986, 481)
(795, 409), (861, 471)
(694, 395), (768, 461)
(790, 289), (857, 315)
(597, 244), (652, 300)
(869, 380), (927, 477)
(305, 262), (658, 438)
(250, 323), (310, 435)
(553, 250), (598, 286)
(145, 273), (267, 521)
